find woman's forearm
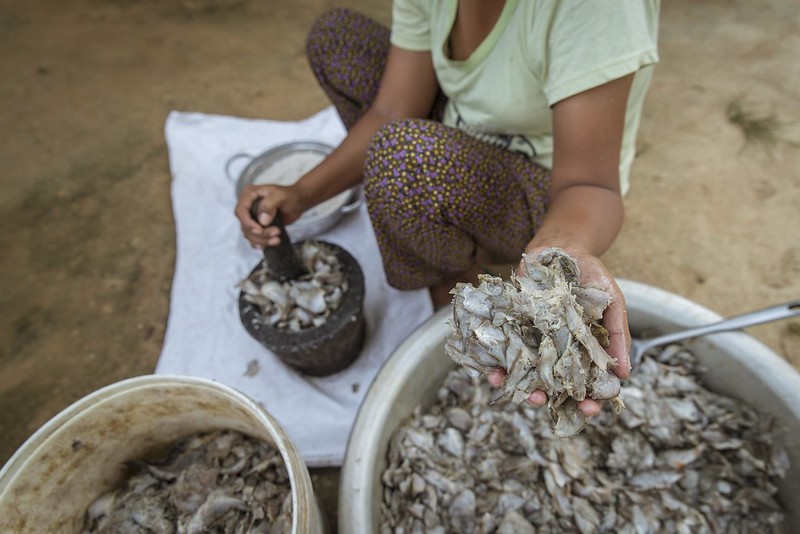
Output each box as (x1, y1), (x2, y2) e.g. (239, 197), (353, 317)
(526, 184), (624, 257)
(293, 107), (393, 210)
(529, 73), (632, 258)
(293, 47), (440, 212)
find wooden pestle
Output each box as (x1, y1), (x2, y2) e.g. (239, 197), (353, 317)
(249, 199), (308, 282)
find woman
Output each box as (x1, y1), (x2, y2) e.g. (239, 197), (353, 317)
(235, 0), (660, 415)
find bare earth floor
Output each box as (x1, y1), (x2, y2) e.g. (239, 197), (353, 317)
(1, 0), (799, 529)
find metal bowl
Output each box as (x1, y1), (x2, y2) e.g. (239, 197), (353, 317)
(226, 141), (362, 241)
(339, 279), (800, 532)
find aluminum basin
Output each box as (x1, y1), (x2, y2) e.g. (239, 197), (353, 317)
(339, 279), (800, 532)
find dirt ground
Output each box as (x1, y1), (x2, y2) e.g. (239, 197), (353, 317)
(1, 0), (799, 525)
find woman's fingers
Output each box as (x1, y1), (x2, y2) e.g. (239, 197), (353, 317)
(257, 211), (273, 227)
(491, 370), (604, 417)
(487, 369), (506, 387)
(235, 188), (266, 232)
(526, 390), (547, 407)
(236, 186), (290, 247)
(577, 398), (602, 417)
(243, 229), (281, 249)
(570, 252), (632, 380)
(526, 391), (601, 417)
(603, 284), (632, 379)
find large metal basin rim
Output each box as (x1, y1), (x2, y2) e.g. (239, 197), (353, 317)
(338, 279), (800, 533)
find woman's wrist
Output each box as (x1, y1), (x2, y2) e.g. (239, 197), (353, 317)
(525, 241), (592, 258)
(524, 184), (623, 259)
(290, 177), (318, 214)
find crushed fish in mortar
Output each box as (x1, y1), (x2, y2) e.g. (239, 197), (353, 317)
(83, 430), (292, 534)
(239, 240), (347, 332)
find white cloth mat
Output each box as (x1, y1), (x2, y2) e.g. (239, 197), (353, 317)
(157, 107), (434, 467)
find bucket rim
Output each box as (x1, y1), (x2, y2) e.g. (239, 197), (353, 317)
(0, 374), (320, 533)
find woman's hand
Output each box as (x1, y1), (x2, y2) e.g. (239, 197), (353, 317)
(233, 48), (439, 250)
(488, 248), (631, 417)
(234, 183), (306, 248)
(487, 73), (636, 416)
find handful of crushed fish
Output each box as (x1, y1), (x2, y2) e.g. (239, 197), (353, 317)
(83, 430), (292, 534)
(380, 347), (789, 533)
(239, 240), (348, 332)
(446, 247), (621, 437)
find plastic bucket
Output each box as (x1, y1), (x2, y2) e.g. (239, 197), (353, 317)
(0, 375), (325, 533)
(339, 279), (800, 532)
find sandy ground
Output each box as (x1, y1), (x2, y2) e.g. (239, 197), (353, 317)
(1, 0), (799, 527)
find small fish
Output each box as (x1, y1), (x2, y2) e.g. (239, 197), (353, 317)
(380, 345), (789, 532)
(183, 490), (247, 534)
(240, 240), (348, 331)
(83, 430), (293, 533)
(244, 359), (260, 377)
(446, 248), (620, 437)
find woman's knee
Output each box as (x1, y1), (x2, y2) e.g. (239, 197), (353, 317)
(366, 119), (442, 169)
(307, 7), (383, 66)
(364, 119), (436, 204)
(306, 7), (354, 62)
(307, 7), (356, 39)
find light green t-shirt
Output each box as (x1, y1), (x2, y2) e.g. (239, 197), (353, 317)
(390, 0), (660, 194)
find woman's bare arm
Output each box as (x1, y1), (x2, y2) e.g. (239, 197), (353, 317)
(495, 74), (636, 415)
(527, 73), (634, 257)
(236, 46), (441, 246)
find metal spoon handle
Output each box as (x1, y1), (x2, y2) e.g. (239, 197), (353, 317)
(250, 199), (307, 282)
(638, 299), (800, 354)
